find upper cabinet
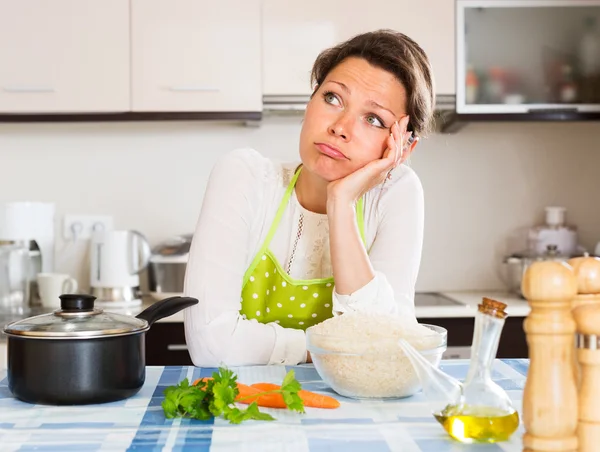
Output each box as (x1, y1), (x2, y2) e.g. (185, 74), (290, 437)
(456, 0), (600, 115)
(131, 0), (262, 112)
(262, 0), (455, 97)
(0, 0), (455, 117)
(0, 0), (129, 113)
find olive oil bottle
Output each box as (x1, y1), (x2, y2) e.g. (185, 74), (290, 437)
(438, 298), (520, 443)
(434, 404), (519, 443)
(400, 298), (520, 444)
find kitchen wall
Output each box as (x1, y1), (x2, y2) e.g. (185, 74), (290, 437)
(1, 118), (599, 293)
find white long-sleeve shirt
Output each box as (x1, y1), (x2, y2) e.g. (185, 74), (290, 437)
(183, 148), (424, 367)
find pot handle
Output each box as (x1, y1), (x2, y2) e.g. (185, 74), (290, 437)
(136, 296), (198, 326)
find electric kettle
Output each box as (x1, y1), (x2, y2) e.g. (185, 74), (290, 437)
(89, 230), (151, 304)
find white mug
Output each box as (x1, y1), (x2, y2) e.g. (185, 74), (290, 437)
(37, 273), (78, 308)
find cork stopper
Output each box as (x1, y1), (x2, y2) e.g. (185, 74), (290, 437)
(568, 255), (600, 295)
(478, 297), (508, 319)
(522, 260), (577, 302)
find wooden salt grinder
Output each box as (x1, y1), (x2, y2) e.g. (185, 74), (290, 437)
(521, 260), (578, 452)
(567, 255), (600, 386)
(568, 255), (600, 310)
(573, 303), (600, 452)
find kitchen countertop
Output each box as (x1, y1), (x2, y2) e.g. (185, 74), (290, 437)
(132, 291), (530, 322)
(0, 359), (528, 451)
(427, 291), (529, 318)
(141, 291), (528, 321)
(0, 291), (529, 343)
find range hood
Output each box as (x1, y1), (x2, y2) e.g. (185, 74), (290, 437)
(262, 94), (458, 133)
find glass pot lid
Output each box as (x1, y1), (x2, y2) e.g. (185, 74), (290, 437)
(2, 294), (148, 339)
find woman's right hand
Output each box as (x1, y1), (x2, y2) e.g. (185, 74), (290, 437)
(326, 116), (412, 207)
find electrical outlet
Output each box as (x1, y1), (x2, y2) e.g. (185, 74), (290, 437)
(63, 214), (114, 240)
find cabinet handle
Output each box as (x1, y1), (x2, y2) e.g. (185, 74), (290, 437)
(167, 344), (188, 351)
(168, 86), (220, 93)
(3, 86), (55, 93)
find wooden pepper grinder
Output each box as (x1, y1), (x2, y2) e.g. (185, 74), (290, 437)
(521, 260), (578, 451)
(568, 255), (600, 386)
(573, 303), (600, 452)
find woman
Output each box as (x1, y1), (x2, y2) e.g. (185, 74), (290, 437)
(183, 29), (435, 367)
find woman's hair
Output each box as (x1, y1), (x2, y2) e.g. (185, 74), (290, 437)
(310, 29), (435, 137)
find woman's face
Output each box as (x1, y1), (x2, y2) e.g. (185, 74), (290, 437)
(299, 56), (409, 182)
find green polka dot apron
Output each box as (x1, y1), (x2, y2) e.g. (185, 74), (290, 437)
(240, 167), (365, 330)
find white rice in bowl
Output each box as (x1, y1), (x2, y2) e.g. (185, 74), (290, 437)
(306, 311), (446, 399)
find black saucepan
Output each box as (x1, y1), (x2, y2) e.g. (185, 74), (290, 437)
(2, 293), (198, 405)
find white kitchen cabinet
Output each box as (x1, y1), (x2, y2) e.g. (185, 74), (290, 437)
(262, 0), (455, 96)
(131, 0), (262, 112)
(0, 0), (130, 113)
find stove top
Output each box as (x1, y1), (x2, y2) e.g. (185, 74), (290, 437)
(414, 292), (463, 307)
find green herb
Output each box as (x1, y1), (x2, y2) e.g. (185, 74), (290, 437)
(162, 367), (304, 424)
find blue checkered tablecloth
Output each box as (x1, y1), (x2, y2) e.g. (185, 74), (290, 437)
(0, 359), (528, 451)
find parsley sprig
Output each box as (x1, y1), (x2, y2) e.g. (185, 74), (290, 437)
(162, 368), (304, 424)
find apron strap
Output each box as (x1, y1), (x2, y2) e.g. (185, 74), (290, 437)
(242, 166), (367, 285)
(357, 196), (366, 247)
(242, 168), (300, 286)
(262, 167), (301, 253)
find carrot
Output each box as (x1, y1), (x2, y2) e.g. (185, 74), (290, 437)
(251, 382), (340, 409)
(234, 384), (287, 408)
(192, 377), (212, 386)
(192, 377), (287, 408)
(235, 383), (288, 407)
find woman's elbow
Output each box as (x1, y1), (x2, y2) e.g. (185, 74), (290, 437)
(184, 310), (273, 367)
(186, 340), (255, 368)
(187, 348), (221, 368)
(184, 325), (226, 368)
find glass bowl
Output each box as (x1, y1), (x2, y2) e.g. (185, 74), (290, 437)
(306, 324), (447, 399)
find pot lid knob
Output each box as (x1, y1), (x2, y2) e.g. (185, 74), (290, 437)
(59, 294), (96, 312)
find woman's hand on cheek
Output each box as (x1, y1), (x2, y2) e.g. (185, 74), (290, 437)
(327, 116), (412, 206)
